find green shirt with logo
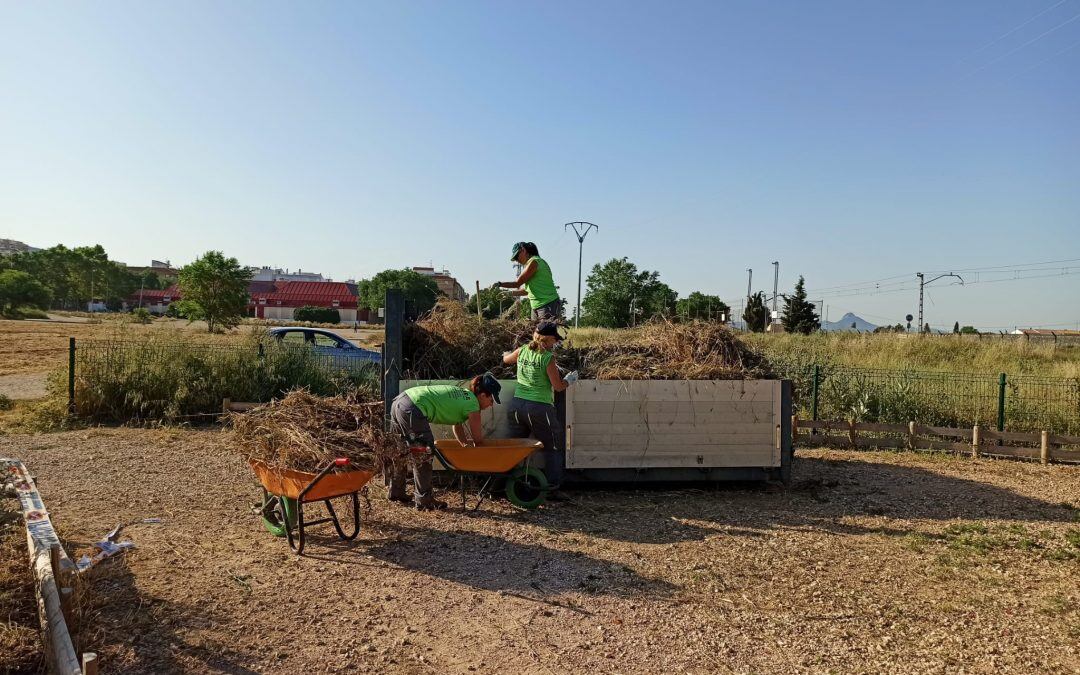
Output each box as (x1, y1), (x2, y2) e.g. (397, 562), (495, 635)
(514, 345), (554, 405)
(523, 256), (559, 310)
(404, 385), (479, 425)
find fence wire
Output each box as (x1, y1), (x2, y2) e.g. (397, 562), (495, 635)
(771, 361), (1079, 435)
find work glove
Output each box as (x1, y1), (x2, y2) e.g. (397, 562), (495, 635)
(563, 371), (579, 384)
(490, 282), (502, 291)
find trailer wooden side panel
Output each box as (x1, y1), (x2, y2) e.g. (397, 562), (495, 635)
(566, 380), (782, 470)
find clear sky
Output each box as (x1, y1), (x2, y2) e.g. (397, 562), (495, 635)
(1, 1), (1077, 331)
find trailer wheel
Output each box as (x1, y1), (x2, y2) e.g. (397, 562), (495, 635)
(263, 495), (298, 537)
(506, 467), (548, 509)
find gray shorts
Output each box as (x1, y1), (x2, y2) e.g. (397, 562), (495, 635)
(532, 299), (562, 320)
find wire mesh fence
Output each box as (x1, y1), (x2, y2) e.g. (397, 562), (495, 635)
(72, 338), (380, 423)
(771, 360), (1080, 435)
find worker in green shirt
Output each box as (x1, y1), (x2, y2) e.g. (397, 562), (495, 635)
(492, 242), (562, 320)
(502, 321), (578, 497)
(389, 374), (501, 510)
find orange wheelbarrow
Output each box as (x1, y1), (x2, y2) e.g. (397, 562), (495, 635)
(250, 458), (374, 555)
(426, 438), (546, 510)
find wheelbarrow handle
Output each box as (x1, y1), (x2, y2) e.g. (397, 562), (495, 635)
(298, 459), (350, 502)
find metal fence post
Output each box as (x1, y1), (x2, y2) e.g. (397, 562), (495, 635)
(383, 289), (404, 423)
(997, 372), (1006, 432)
(67, 337), (76, 415)
(811, 364), (820, 421)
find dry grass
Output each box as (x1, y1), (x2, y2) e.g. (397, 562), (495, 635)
(0, 316), (382, 378)
(404, 301), (770, 380)
(0, 499), (42, 674)
(228, 390), (399, 473)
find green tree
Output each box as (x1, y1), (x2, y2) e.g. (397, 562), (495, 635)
(959, 325), (979, 335)
(780, 276), (819, 335)
(923, 322), (931, 334)
(0, 269), (52, 315)
(356, 269), (440, 315)
(742, 291), (769, 332)
(953, 321), (960, 334)
(580, 257), (677, 328)
(176, 251), (252, 332)
(466, 287), (515, 319)
(675, 292), (731, 322)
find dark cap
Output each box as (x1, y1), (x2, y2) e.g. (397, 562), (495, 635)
(479, 372), (502, 404)
(510, 242), (525, 261)
(536, 321), (566, 340)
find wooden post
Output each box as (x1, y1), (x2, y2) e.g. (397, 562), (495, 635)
(383, 289), (404, 423)
(1040, 430), (1050, 465)
(475, 281), (483, 323)
(222, 398), (231, 414)
(971, 425), (980, 458)
(908, 421), (916, 451)
(791, 414), (799, 446)
(82, 652), (98, 675)
(848, 419), (857, 448)
(50, 545), (73, 624)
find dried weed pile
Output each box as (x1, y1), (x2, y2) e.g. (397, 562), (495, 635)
(403, 301), (772, 380)
(228, 390), (399, 473)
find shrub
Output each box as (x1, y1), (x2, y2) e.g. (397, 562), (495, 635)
(70, 334), (378, 423)
(0, 394), (13, 411)
(293, 306), (341, 324)
(131, 307), (152, 324)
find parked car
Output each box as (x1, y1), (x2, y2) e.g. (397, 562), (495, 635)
(267, 327), (381, 364)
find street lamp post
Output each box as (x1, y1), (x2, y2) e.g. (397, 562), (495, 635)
(564, 221), (598, 327)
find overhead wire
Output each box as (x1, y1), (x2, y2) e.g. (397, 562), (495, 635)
(956, 0), (1070, 64)
(967, 9), (1080, 76)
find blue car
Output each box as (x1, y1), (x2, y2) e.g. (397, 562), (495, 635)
(267, 327), (381, 365)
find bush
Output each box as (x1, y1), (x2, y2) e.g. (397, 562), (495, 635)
(0, 393), (13, 411)
(293, 306), (341, 324)
(70, 334), (378, 423)
(131, 307), (152, 324)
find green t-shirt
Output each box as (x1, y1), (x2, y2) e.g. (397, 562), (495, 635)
(514, 345), (554, 405)
(404, 385), (479, 425)
(523, 256), (559, 310)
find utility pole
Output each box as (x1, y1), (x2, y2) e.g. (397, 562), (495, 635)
(771, 261), (779, 319)
(917, 272), (964, 334)
(565, 221), (598, 328)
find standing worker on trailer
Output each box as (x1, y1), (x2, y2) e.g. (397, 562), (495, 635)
(389, 374), (502, 510)
(492, 242), (562, 320)
(503, 321), (577, 500)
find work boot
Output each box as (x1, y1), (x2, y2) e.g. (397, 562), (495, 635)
(416, 498), (448, 512)
(387, 495), (412, 506)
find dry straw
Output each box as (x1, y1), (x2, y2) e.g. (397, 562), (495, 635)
(228, 390), (401, 473)
(403, 300), (772, 381)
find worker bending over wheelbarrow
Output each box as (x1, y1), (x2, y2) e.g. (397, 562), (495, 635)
(492, 241), (562, 320)
(503, 321), (577, 501)
(388, 374), (502, 511)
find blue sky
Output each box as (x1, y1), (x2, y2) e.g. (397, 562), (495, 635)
(1, 1), (1077, 330)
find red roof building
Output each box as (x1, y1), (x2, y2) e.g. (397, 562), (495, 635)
(248, 281), (365, 322)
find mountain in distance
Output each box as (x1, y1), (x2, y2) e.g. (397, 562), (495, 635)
(823, 312), (877, 332)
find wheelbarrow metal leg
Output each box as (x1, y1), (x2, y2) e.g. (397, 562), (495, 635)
(473, 476), (494, 511)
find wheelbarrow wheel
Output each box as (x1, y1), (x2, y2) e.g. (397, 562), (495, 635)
(506, 466), (548, 509)
(262, 493), (298, 537)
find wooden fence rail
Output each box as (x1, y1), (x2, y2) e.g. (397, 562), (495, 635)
(793, 417), (1080, 464)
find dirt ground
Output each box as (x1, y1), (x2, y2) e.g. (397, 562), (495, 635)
(0, 316), (383, 379)
(0, 497), (43, 674)
(2, 428), (1078, 674)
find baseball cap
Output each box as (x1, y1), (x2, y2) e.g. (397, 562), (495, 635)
(536, 321), (566, 340)
(480, 372), (502, 404)
(510, 242), (524, 261)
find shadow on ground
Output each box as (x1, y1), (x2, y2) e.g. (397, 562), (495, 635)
(470, 455), (1080, 546)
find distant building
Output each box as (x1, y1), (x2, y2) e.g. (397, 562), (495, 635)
(249, 266), (327, 283)
(1011, 328), (1080, 337)
(248, 281), (362, 322)
(131, 285), (181, 314)
(127, 260), (180, 281)
(412, 266), (467, 302)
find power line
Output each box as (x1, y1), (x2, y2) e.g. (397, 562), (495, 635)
(1005, 36), (1080, 79)
(957, 0), (1070, 64)
(967, 9), (1080, 76)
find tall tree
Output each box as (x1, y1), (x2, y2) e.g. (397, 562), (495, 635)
(675, 292), (731, 322)
(580, 257), (677, 328)
(175, 251), (251, 333)
(356, 269), (440, 315)
(0, 270), (52, 315)
(742, 291), (769, 332)
(780, 276), (819, 335)
(953, 321), (960, 334)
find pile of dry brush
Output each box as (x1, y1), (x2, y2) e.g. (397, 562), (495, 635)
(403, 300), (772, 381)
(229, 390), (401, 473)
